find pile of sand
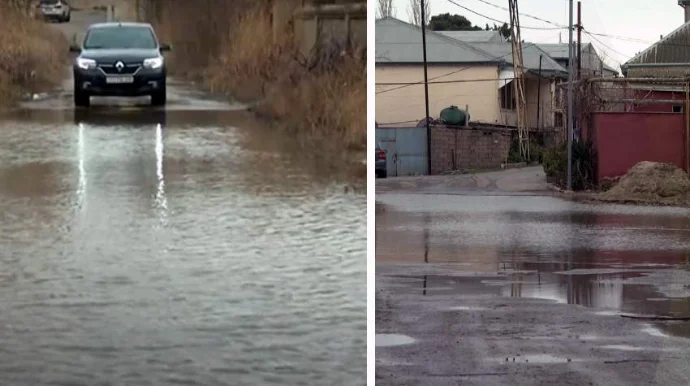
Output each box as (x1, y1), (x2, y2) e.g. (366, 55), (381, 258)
(601, 161), (690, 205)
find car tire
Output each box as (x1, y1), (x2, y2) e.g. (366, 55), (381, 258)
(74, 89), (90, 108)
(151, 87), (167, 106)
(65, 13), (70, 22)
(380, 170), (387, 178)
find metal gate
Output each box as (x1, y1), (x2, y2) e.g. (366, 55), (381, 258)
(375, 127), (428, 176)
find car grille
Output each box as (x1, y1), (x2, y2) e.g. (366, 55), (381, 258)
(98, 63), (142, 75)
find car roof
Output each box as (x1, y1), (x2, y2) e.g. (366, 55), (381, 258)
(88, 22), (153, 29)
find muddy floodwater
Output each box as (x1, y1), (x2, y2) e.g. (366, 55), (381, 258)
(0, 104), (365, 384)
(376, 188), (690, 385)
(377, 194), (690, 332)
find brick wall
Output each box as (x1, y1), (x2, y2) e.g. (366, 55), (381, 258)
(430, 125), (511, 174)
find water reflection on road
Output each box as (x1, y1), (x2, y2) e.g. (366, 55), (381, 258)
(0, 107), (365, 385)
(376, 193), (690, 337)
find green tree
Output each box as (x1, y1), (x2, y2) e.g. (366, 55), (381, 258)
(429, 13), (482, 31)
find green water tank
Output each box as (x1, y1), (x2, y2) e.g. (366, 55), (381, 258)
(440, 105), (469, 125)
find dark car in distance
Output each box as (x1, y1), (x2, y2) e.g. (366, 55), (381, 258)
(38, 0), (71, 23)
(70, 22), (171, 107)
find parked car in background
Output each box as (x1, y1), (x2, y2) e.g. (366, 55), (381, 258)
(376, 142), (387, 178)
(38, 0), (71, 23)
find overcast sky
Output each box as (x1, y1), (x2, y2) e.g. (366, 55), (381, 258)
(386, 0), (687, 70)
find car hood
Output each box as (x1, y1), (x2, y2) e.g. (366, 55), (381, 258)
(80, 49), (160, 63)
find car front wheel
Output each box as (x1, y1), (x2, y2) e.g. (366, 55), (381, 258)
(151, 86), (167, 106)
(74, 88), (90, 108)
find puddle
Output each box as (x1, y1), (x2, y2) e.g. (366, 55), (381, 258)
(376, 193), (690, 339)
(641, 325), (669, 338)
(600, 344), (644, 351)
(594, 310), (619, 317)
(376, 334), (416, 347)
(494, 354), (580, 364)
(444, 306), (487, 311)
(655, 322), (690, 339)
(600, 344), (682, 352)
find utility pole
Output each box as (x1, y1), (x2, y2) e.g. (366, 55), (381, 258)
(577, 0), (582, 80)
(537, 54), (542, 130)
(567, 0), (574, 191)
(508, 0), (529, 161)
(421, 0), (432, 175)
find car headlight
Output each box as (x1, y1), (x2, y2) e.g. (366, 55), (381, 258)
(76, 58), (96, 70)
(143, 57), (164, 69)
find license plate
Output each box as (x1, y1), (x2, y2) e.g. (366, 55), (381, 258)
(106, 76), (134, 84)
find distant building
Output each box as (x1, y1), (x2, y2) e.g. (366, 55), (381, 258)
(376, 17), (568, 132)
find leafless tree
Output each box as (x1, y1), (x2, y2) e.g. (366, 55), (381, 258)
(377, 0), (395, 19)
(407, 0), (430, 26)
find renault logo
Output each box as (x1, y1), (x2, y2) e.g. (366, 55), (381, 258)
(115, 61), (125, 72)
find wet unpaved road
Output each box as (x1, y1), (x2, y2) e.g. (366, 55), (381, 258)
(0, 66), (364, 386)
(376, 168), (690, 385)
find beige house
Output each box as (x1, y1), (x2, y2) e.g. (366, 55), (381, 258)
(376, 17), (569, 130)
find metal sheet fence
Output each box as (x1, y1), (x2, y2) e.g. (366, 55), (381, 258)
(375, 126), (428, 177)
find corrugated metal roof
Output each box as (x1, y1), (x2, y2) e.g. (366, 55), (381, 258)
(375, 17), (567, 75)
(624, 21), (690, 66)
(375, 18), (499, 64)
(436, 30), (505, 43)
(537, 43), (593, 59)
(472, 43), (568, 74)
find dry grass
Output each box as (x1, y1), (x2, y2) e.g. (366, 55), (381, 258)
(0, 2), (68, 105)
(150, 0), (366, 153)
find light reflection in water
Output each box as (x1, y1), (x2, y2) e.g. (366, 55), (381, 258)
(77, 123), (86, 210)
(155, 123), (168, 224)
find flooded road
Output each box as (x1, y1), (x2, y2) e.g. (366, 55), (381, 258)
(0, 100), (365, 384)
(376, 172), (690, 385)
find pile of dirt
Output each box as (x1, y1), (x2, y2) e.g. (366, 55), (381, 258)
(600, 161), (690, 206)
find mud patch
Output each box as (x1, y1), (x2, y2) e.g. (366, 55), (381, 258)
(376, 334), (416, 347)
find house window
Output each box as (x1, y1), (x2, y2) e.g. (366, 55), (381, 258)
(500, 82), (516, 110)
(673, 105), (683, 113)
(554, 112), (564, 127)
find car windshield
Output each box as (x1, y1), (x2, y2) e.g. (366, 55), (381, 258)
(40, 0), (59, 4)
(84, 27), (157, 50)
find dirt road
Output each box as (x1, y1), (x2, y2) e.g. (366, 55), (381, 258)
(376, 168), (690, 385)
(0, 11), (365, 386)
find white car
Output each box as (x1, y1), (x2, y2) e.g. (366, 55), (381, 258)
(38, 0), (71, 23)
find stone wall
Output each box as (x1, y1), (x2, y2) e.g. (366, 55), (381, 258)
(430, 125), (512, 174)
(274, 0), (366, 56)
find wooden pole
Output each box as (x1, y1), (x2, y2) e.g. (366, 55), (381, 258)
(420, 0), (432, 175)
(577, 1), (582, 80)
(537, 55), (542, 131)
(686, 82), (690, 174)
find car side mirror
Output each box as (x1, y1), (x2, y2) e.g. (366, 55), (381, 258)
(159, 43), (172, 53)
(69, 45), (81, 53)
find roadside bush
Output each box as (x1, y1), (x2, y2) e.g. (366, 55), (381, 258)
(149, 0), (366, 153)
(542, 140), (597, 191)
(0, 3), (68, 105)
(507, 135), (544, 164)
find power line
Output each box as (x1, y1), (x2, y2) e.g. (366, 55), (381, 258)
(468, 0), (567, 29)
(583, 30), (629, 63)
(444, 0), (565, 30)
(375, 35), (561, 95)
(377, 77), (521, 86)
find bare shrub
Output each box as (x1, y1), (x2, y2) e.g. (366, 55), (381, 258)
(149, 0), (366, 152)
(0, 2), (68, 104)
